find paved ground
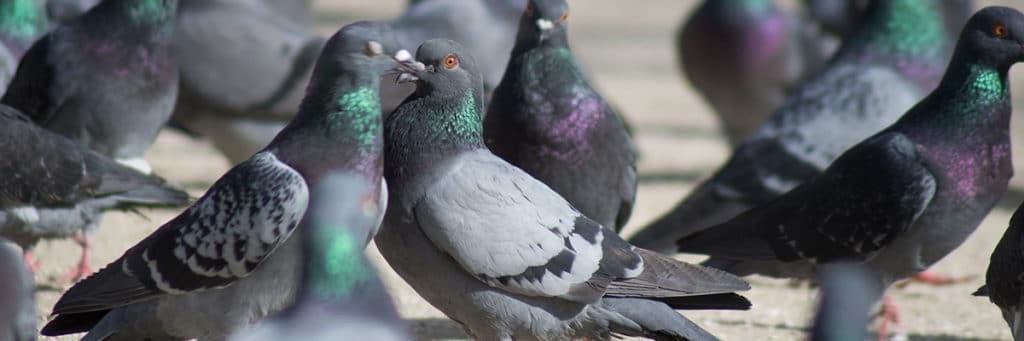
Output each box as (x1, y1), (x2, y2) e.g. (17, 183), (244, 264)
(31, 1), (1024, 340)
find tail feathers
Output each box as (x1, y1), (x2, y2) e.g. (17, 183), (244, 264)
(51, 260), (159, 316)
(974, 285), (989, 297)
(605, 249), (750, 300)
(656, 293), (751, 311)
(107, 182), (190, 208)
(603, 298), (719, 341)
(40, 310), (109, 336)
(628, 182), (750, 254)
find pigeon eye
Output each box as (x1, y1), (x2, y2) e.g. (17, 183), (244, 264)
(525, 3), (533, 16)
(560, 12), (569, 23)
(444, 55), (458, 69)
(994, 24), (1008, 37)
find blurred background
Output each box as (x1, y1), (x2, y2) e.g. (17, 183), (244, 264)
(29, 0), (1024, 340)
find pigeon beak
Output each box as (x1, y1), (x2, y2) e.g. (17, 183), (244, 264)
(396, 72), (419, 84)
(392, 54), (426, 84)
(536, 19), (553, 41)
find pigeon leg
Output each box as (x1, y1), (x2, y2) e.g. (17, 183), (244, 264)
(895, 271), (974, 288)
(876, 295), (900, 341)
(22, 251), (41, 273)
(62, 231), (93, 281)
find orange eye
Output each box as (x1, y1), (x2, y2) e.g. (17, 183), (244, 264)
(525, 3), (533, 16)
(994, 24), (1008, 37)
(444, 55), (458, 69)
(560, 12), (569, 23)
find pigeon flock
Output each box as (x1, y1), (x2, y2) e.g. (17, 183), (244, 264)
(2, 0), (1024, 340)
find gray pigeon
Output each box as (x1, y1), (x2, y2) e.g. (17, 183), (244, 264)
(45, 0), (99, 23)
(677, 0), (833, 146)
(0, 0), (49, 90)
(632, 0), (958, 253)
(2, 0), (179, 175)
(806, 0), (974, 41)
(0, 239), (36, 341)
(676, 5), (1024, 336)
(40, 22), (405, 340)
(484, 0), (636, 231)
(227, 172), (407, 341)
(0, 103), (189, 277)
(976, 201), (1024, 341)
(168, 0), (326, 164)
(810, 263), (876, 341)
(377, 38), (750, 341)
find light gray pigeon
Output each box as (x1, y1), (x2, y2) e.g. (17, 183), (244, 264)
(40, 22), (406, 340)
(976, 200), (1024, 341)
(632, 0), (959, 253)
(676, 5), (1024, 337)
(0, 103), (189, 278)
(227, 172), (407, 341)
(168, 0), (326, 164)
(677, 0), (834, 146)
(0, 239), (36, 341)
(810, 263), (876, 341)
(377, 38), (751, 341)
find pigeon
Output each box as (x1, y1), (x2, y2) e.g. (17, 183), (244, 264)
(227, 172), (408, 341)
(806, 0), (974, 42)
(632, 0), (957, 253)
(677, 0), (834, 146)
(391, 0), (524, 95)
(0, 103), (189, 276)
(0, 239), (36, 341)
(676, 4), (1024, 336)
(40, 21), (405, 340)
(483, 0), (636, 231)
(2, 0), (179, 175)
(168, 0), (326, 164)
(377, 38), (751, 341)
(0, 0), (49, 89)
(975, 201), (1024, 341)
(809, 263), (876, 341)
(45, 0), (99, 23)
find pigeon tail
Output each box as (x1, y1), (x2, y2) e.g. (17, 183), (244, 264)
(629, 182), (751, 254)
(602, 297), (719, 341)
(604, 249), (750, 304)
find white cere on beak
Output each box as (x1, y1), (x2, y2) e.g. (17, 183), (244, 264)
(536, 19), (554, 31)
(367, 41), (384, 56)
(396, 72), (419, 84)
(412, 61), (427, 71)
(394, 49), (412, 62)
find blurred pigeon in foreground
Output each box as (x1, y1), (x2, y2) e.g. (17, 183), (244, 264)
(169, 0), (326, 164)
(484, 0), (636, 231)
(678, 0), (833, 146)
(0, 239), (36, 341)
(0, 0), (48, 90)
(632, 0), (957, 253)
(976, 201), (1024, 341)
(677, 5), (1024, 337)
(40, 22), (403, 340)
(377, 38), (750, 341)
(810, 263), (876, 341)
(0, 103), (189, 277)
(228, 173), (407, 341)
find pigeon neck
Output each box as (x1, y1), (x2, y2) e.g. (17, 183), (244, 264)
(898, 60), (1011, 138)
(274, 74), (384, 181)
(384, 90), (485, 182)
(0, 0), (46, 53)
(296, 223), (375, 307)
(838, 0), (947, 83)
(85, 0), (176, 38)
(711, 0), (773, 15)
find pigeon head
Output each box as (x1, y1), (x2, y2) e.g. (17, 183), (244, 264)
(313, 21), (410, 82)
(955, 6), (1024, 71)
(516, 0), (570, 47)
(97, 0), (177, 25)
(398, 38), (482, 101)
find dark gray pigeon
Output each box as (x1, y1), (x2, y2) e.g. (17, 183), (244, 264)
(40, 22), (405, 340)
(168, 0), (326, 164)
(976, 201), (1024, 341)
(0, 239), (36, 341)
(484, 0), (636, 232)
(45, 0), (98, 23)
(810, 263), (876, 341)
(0, 0), (49, 89)
(377, 38), (750, 341)
(678, 0), (834, 146)
(632, 0), (959, 253)
(227, 172), (407, 341)
(2, 0), (179, 175)
(806, 0), (974, 41)
(676, 5), (1024, 336)
(0, 103), (189, 277)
